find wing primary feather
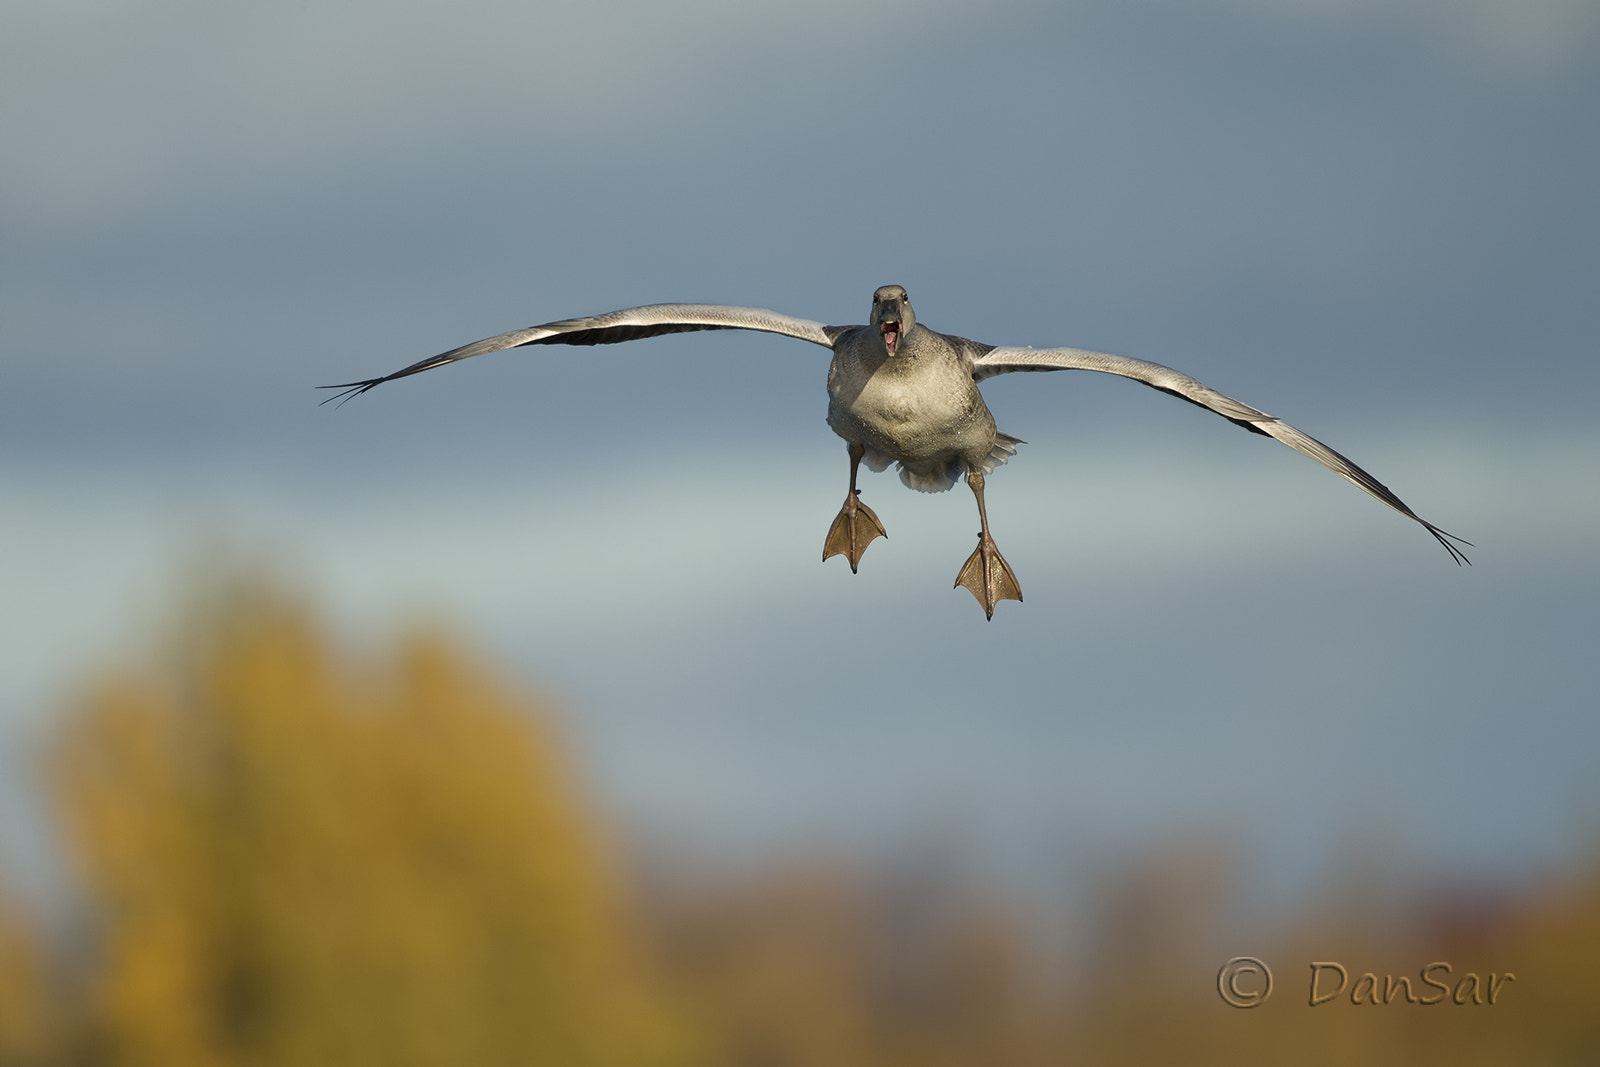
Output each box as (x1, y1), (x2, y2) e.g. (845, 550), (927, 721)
(320, 303), (836, 402)
(514, 322), (738, 347)
(973, 345), (1471, 564)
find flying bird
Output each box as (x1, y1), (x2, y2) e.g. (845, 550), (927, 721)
(324, 285), (1469, 618)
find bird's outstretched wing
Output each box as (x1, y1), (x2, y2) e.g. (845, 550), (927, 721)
(973, 345), (1471, 564)
(322, 303), (845, 404)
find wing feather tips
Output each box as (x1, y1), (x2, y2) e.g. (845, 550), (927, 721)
(1426, 524), (1473, 566)
(316, 351), (462, 403)
(1257, 420), (1471, 565)
(316, 379), (387, 406)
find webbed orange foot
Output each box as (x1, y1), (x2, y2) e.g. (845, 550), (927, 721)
(954, 534), (1022, 620)
(823, 491), (886, 573)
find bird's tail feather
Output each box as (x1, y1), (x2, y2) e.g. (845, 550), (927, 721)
(894, 432), (1026, 493)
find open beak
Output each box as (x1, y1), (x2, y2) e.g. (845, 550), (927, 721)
(879, 312), (901, 354)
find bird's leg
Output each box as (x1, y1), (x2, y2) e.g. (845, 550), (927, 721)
(823, 442), (886, 573)
(954, 470), (1022, 620)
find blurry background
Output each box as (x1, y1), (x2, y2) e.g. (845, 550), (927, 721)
(2, 0), (1598, 1061)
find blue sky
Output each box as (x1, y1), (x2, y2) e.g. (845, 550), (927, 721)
(3, 0), (1598, 911)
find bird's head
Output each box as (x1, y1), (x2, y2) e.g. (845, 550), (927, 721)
(871, 285), (914, 355)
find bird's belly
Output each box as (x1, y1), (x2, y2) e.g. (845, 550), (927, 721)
(829, 374), (988, 461)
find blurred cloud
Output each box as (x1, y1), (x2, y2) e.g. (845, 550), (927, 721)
(1225, 0), (1599, 71)
(6, 0), (1596, 233)
(2, 0), (986, 228)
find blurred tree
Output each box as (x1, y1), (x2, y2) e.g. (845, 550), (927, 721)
(29, 570), (1600, 1066)
(52, 579), (696, 1067)
(639, 862), (1051, 1067)
(0, 886), (51, 1066)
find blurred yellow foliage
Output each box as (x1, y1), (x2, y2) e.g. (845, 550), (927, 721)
(641, 863), (1051, 1067)
(0, 575), (1592, 1066)
(0, 889), (50, 1067)
(52, 581), (695, 1067)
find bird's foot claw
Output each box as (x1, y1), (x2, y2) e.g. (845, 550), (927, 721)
(823, 491), (886, 573)
(955, 534), (1022, 620)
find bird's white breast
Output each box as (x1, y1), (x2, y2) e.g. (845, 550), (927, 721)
(858, 375), (922, 425)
